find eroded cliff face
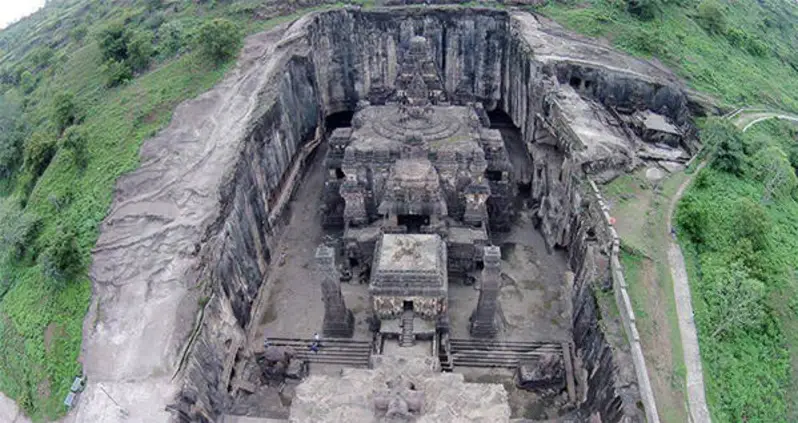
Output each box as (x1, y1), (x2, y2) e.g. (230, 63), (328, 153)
(79, 7), (695, 423)
(169, 55), (322, 423)
(307, 8), (508, 112)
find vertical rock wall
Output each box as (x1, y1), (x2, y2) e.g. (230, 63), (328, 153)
(307, 8), (507, 114)
(169, 55), (322, 423)
(167, 8), (695, 422)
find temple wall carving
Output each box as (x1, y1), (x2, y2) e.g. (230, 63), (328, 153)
(373, 296), (445, 320)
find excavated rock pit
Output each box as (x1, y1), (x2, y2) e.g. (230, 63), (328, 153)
(74, 6), (699, 423)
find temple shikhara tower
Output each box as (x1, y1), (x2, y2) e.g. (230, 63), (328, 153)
(320, 35), (513, 341)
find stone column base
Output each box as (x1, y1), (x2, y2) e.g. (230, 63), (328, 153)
(323, 309), (355, 338)
(469, 311), (499, 338)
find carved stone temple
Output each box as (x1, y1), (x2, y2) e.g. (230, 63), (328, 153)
(320, 35), (513, 344)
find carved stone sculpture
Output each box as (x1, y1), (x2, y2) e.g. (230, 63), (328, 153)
(316, 245), (355, 337)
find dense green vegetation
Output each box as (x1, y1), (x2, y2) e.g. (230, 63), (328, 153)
(677, 119), (798, 422)
(0, 0), (796, 421)
(540, 0), (798, 421)
(541, 0), (798, 112)
(0, 0), (330, 420)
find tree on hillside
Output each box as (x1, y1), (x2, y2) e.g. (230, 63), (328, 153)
(52, 92), (77, 134)
(702, 118), (746, 175)
(0, 94), (26, 178)
(749, 146), (797, 202)
(732, 197), (771, 253)
(195, 19), (241, 64)
(696, 0), (727, 35)
(127, 31), (154, 72)
(97, 22), (131, 63)
(22, 131), (56, 178)
(701, 259), (765, 340)
(40, 223), (81, 286)
(0, 201), (40, 261)
(60, 126), (88, 169)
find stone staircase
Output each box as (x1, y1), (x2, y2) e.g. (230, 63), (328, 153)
(265, 337), (371, 368)
(449, 338), (562, 369)
(400, 310), (415, 347)
(438, 335), (454, 372)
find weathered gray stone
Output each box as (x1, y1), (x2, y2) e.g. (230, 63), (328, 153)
(78, 6), (698, 423)
(470, 246), (501, 337)
(315, 245), (355, 337)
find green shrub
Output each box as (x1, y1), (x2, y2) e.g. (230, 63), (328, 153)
(40, 224), (82, 286)
(732, 197), (771, 252)
(750, 146), (797, 201)
(52, 92), (77, 133)
(19, 70), (36, 94)
(26, 47), (54, 71)
(696, 0), (727, 35)
(0, 201), (40, 261)
(101, 59), (132, 88)
(69, 24), (89, 43)
(725, 27), (769, 57)
(0, 95), (25, 178)
(158, 21), (185, 58)
(60, 126), (88, 169)
(627, 0), (660, 20)
(96, 21), (131, 63)
(194, 19), (241, 64)
(702, 118), (746, 175)
(616, 27), (664, 56)
(127, 31), (154, 72)
(676, 192), (709, 245)
(22, 131), (56, 178)
(699, 258), (766, 340)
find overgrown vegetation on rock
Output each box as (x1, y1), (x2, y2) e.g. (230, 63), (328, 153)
(673, 119), (798, 422)
(542, 1), (798, 421)
(0, 0), (320, 419)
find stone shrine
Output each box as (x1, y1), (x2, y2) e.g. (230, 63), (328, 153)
(319, 35), (514, 344)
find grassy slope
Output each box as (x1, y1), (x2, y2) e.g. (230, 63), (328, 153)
(0, 1), (344, 420)
(602, 169), (689, 423)
(541, 0), (798, 112)
(680, 119), (798, 422)
(539, 0), (798, 421)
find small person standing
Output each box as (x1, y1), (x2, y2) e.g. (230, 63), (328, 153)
(310, 332), (321, 353)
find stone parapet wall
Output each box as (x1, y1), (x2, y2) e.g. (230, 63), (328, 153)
(585, 179), (660, 423)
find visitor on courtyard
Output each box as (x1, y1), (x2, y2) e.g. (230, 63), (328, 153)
(310, 332), (321, 353)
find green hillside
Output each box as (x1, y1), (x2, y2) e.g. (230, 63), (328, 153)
(0, 0), (796, 421)
(0, 0), (341, 419)
(540, 0), (798, 421)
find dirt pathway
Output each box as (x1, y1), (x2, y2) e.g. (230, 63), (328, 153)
(666, 161), (710, 423)
(666, 110), (798, 423)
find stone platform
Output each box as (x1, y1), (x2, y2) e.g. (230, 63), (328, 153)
(289, 356), (511, 423)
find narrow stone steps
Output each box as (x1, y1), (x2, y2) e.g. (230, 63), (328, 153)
(449, 339), (563, 369)
(400, 311), (415, 347)
(450, 339), (561, 350)
(263, 338), (371, 367)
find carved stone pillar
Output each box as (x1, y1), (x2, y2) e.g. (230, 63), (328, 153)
(470, 246), (501, 337)
(316, 245), (355, 337)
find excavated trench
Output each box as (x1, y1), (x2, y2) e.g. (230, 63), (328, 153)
(151, 7), (699, 423)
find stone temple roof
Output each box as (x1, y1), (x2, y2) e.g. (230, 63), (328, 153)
(289, 356), (511, 423)
(378, 234), (440, 272)
(370, 234), (447, 297)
